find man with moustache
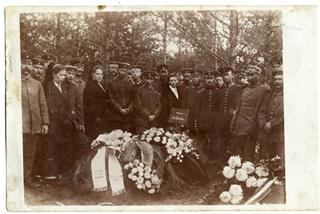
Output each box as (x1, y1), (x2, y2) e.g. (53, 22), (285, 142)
(31, 57), (46, 83)
(134, 71), (162, 134)
(180, 68), (193, 90)
(107, 62), (135, 131)
(21, 52), (49, 187)
(258, 65), (284, 160)
(230, 65), (268, 161)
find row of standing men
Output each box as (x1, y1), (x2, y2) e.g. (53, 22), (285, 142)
(21, 54), (284, 187)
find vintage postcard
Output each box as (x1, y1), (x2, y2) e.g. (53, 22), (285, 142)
(5, 5), (318, 211)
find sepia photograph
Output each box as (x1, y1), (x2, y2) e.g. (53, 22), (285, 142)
(4, 5), (318, 211)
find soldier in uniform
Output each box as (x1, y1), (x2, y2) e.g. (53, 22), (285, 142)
(21, 52), (49, 187)
(72, 62), (86, 108)
(197, 70), (220, 158)
(107, 62), (135, 132)
(134, 71), (162, 134)
(153, 64), (169, 93)
(31, 57), (46, 83)
(181, 68), (193, 88)
(215, 65), (243, 157)
(182, 69), (203, 135)
(238, 70), (249, 88)
(230, 65), (268, 161)
(258, 65), (284, 159)
(131, 66), (145, 89)
(159, 73), (183, 128)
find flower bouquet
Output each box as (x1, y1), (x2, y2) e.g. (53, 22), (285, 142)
(124, 159), (162, 194)
(140, 127), (199, 163)
(216, 155), (279, 205)
(91, 129), (133, 150)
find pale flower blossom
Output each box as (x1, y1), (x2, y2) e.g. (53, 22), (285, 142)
(235, 168), (248, 182)
(219, 191), (232, 203)
(241, 161), (255, 174)
(144, 172), (151, 179)
(228, 156), (241, 168)
(230, 194), (243, 204)
(137, 177), (144, 184)
(229, 184), (243, 196)
(148, 188), (156, 194)
(145, 180), (152, 188)
(131, 175), (137, 181)
(223, 166), (235, 179)
(255, 166), (269, 177)
(154, 136), (161, 143)
(246, 176), (258, 188)
(256, 177), (268, 187)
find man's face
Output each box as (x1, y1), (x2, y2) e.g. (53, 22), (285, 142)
(21, 61), (32, 76)
(145, 76), (154, 86)
(53, 70), (66, 84)
(178, 75), (184, 86)
(76, 68), (83, 78)
(169, 76), (178, 88)
(215, 76), (224, 88)
(131, 68), (142, 81)
(92, 69), (104, 83)
(118, 68), (127, 78)
(247, 72), (259, 85)
(192, 74), (201, 85)
(223, 71), (233, 84)
(160, 68), (168, 80)
(66, 70), (76, 81)
(205, 75), (215, 86)
(183, 72), (191, 83)
(239, 76), (249, 86)
(109, 64), (118, 76)
(273, 74), (283, 89)
(32, 64), (45, 79)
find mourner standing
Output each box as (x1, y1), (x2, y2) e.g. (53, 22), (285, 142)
(134, 71), (162, 134)
(181, 68), (192, 88)
(21, 52), (49, 187)
(107, 62), (135, 131)
(230, 65), (267, 161)
(83, 65), (109, 140)
(216, 65), (242, 156)
(182, 69), (203, 135)
(159, 73), (183, 127)
(258, 65), (284, 159)
(31, 57), (46, 83)
(154, 64), (169, 93)
(131, 66), (145, 89)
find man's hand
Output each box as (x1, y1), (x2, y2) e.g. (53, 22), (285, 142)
(79, 125), (86, 133)
(41, 125), (49, 135)
(149, 115), (156, 121)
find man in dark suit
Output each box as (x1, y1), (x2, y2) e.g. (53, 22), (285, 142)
(107, 62), (135, 132)
(134, 71), (162, 134)
(159, 73), (183, 128)
(258, 65), (284, 160)
(230, 65), (268, 161)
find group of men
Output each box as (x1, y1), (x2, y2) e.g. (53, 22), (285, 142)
(21, 51), (284, 188)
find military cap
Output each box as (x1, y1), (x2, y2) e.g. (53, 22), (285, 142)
(52, 64), (66, 74)
(21, 51), (34, 63)
(238, 70), (248, 78)
(32, 57), (45, 66)
(181, 68), (193, 74)
(218, 65), (234, 74)
(245, 65), (262, 75)
(192, 68), (202, 76)
(204, 70), (216, 77)
(117, 62), (131, 70)
(168, 72), (178, 79)
(70, 57), (83, 66)
(156, 64), (169, 72)
(65, 65), (78, 72)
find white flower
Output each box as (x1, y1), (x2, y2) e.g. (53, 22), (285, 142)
(154, 136), (161, 143)
(124, 164), (130, 170)
(257, 178), (268, 187)
(219, 191), (232, 203)
(229, 184), (243, 196)
(242, 161), (255, 174)
(230, 194), (243, 204)
(133, 159), (140, 166)
(138, 171), (144, 177)
(151, 176), (160, 184)
(128, 173), (133, 179)
(131, 168), (138, 174)
(255, 166), (269, 177)
(137, 183), (143, 189)
(228, 156), (241, 168)
(128, 163), (133, 168)
(137, 177), (144, 184)
(145, 180), (152, 188)
(235, 168), (248, 182)
(146, 137), (152, 143)
(139, 162), (144, 168)
(223, 166), (235, 179)
(144, 172), (151, 179)
(131, 175), (137, 181)
(246, 176), (258, 188)
(165, 132), (172, 137)
(148, 188), (156, 194)
(144, 166), (151, 173)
